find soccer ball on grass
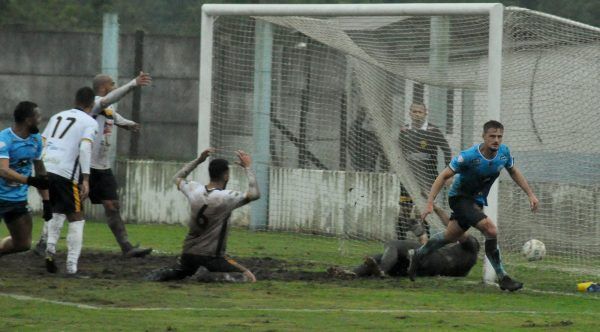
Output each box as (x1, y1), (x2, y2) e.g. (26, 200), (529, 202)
(522, 239), (546, 261)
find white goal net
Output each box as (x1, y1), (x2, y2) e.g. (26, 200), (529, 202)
(201, 4), (600, 277)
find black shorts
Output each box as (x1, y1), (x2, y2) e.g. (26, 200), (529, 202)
(48, 173), (82, 214)
(449, 196), (487, 231)
(89, 168), (118, 204)
(0, 200), (30, 223)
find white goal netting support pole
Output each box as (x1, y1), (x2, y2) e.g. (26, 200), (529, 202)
(101, 13), (120, 170)
(197, 10), (214, 185)
(483, 4), (503, 285)
(428, 16), (450, 133)
(251, 21), (273, 230)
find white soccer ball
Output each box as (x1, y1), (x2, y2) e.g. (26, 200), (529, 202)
(522, 239), (546, 261)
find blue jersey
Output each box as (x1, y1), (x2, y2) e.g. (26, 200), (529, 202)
(0, 128), (43, 202)
(448, 144), (514, 206)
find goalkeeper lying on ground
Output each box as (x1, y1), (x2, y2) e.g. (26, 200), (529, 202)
(329, 235), (480, 278)
(331, 202), (480, 279)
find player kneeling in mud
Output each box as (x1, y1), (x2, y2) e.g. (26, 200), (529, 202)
(145, 148), (260, 283)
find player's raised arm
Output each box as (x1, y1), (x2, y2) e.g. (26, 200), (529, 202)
(506, 166), (539, 212)
(114, 112), (140, 132)
(421, 167), (455, 220)
(234, 150), (260, 202)
(173, 148), (215, 187)
(92, 71), (152, 115)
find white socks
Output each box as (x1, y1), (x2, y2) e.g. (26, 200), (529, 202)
(45, 214), (85, 274)
(66, 220), (85, 274)
(39, 221), (48, 243)
(45, 213), (66, 256)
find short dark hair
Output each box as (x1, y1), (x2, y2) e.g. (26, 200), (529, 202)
(14, 101), (38, 123)
(483, 120), (504, 133)
(209, 159), (230, 181)
(75, 87), (96, 108)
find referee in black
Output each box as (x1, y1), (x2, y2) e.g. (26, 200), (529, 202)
(397, 102), (452, 242)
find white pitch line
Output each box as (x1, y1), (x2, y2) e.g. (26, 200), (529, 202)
(0, 292), (596, 315)
(1, 293), (99, 310)
(462, 281), (600, 299)
(525, 288), (598, 298)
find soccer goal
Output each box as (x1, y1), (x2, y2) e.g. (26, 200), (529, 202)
(198, 3), (600, 282)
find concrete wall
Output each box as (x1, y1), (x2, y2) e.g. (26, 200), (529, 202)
(269, 167), (401, 240)
(0, 29), (199, 161)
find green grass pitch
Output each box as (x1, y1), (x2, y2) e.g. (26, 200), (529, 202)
(0, 219), (598, 331)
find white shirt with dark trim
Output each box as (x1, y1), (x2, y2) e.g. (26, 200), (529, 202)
(178, 180), (248, 256)
(91, 96), (136, 170)
(407, 120), (429, 130)
(42, 109), (97, 182)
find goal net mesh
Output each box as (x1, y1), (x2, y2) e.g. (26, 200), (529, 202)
(207, 7), (600, 276)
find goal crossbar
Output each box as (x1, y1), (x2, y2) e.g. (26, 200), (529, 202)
(202, 3), (502, 16)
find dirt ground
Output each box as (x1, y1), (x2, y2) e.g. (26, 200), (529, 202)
(0, 250), (335, 282)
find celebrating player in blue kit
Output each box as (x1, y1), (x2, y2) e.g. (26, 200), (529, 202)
(408, 120), (539, 291)
(0, 101), (52, 257)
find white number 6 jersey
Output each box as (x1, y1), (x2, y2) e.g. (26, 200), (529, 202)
(42, 108), (98, 182)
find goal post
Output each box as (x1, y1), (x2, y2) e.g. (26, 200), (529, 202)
(483, 3), (503, 285)
(199, 3), (600, 280)
(201, 3), (502, 16)
(197, 10), (214, 185)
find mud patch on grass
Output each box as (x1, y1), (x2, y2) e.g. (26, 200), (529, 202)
(0, 251), (332, 282)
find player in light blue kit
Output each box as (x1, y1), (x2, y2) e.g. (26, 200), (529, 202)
(408, 120), (539, 291)
(0, 101), (52, 257)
